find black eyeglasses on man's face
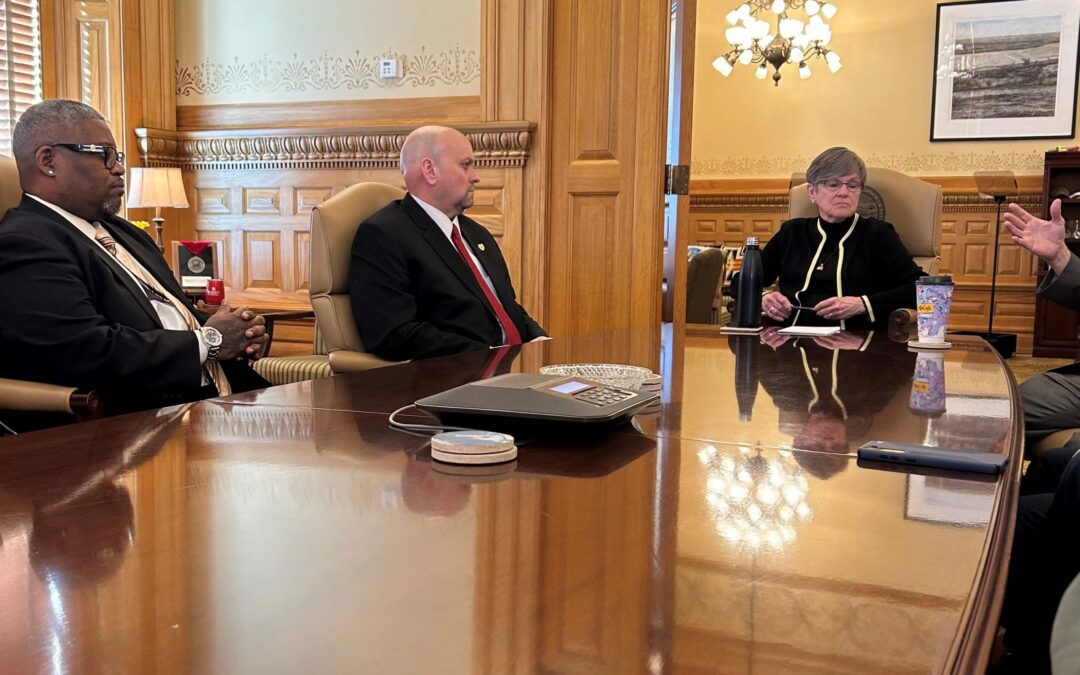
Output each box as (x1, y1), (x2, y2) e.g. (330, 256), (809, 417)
(49, 143), (125, 169)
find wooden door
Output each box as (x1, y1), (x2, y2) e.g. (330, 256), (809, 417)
(544, 0), (670, 371)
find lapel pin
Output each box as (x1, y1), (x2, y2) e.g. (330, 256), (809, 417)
(478, 243), (486, 252)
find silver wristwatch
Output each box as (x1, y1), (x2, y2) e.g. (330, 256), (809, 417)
(199, 326), (223, 361)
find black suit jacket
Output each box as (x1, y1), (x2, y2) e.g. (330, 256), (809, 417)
(0, 195), (267, 415)
(349, 194), (545, 361)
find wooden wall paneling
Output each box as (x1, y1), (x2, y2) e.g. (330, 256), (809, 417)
(121, 0), (177, 160)
(516, 0), (551, 334)
(140, 128), (532, 314)
(482, 0), (526, 122)
(44, 0), (126, 141)
(545, 0), (666, 370)
(294, 231), (311, 292)
(242, 230), (283, 291)
(39, 0), (58, 98)
(75, 1), (123, 130)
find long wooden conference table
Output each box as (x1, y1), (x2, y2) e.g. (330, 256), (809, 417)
(0, 328), (1021, 673)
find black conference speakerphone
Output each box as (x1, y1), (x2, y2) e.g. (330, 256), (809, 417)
(415, 373), (659, 430)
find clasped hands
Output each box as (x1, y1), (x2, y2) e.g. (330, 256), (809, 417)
(204, 302), (269, 360)
(761, 291), (865, 323)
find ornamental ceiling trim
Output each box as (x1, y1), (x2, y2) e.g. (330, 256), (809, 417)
(135, 122), (534, 170)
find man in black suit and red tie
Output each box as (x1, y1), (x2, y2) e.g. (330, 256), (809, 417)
(349, 125), (546, 361)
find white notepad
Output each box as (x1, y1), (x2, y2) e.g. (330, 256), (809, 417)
(777, 325), (841, 336)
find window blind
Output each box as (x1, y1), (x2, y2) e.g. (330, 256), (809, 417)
(0, 0), (40, 157)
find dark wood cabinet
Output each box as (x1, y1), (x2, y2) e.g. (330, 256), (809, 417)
(1033, 151), (1080, 357)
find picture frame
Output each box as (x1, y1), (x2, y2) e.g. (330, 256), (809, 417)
(930, 0), (1080, 141)
(171, 240), (223, 289)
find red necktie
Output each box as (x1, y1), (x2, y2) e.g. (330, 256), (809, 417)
(449, 223), (522, 345)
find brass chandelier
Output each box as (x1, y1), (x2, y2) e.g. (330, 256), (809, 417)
(713, 0), (842, 86)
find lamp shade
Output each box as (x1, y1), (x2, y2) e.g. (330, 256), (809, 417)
(126, 167), (189, 209)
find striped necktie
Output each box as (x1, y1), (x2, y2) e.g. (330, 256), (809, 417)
(93, 223), (232, 396)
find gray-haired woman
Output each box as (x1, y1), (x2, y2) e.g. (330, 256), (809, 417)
(759, 146), (924, 330)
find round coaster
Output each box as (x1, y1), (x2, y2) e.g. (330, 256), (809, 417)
(431, 430), (516, 456)
(908, 340), (951, 351)
(432, 460), (518, 481)
(431, 445), (518, 465)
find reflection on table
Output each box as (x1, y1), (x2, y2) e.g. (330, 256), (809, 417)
(0, 329), (1020, 673)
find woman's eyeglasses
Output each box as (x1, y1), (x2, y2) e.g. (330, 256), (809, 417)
(48, 143), (125, 169)
(818, 179), (863, 193)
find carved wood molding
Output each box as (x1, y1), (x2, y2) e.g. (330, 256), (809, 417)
(689, 195), (790, 213)
(135, 121), (535, 170)
(689, 191), (1042, 214)
(941, 193), (1040, 213)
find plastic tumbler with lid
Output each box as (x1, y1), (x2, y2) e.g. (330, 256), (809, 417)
(915, 275), (954, 345)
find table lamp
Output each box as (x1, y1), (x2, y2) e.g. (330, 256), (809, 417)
(126, 167), (189, 252)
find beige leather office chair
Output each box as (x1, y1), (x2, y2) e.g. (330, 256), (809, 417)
(788, 166), (943, 274)
(251, 316), (334, 385)
(0, 155), (103, 423)
(310, 182), (405, 373)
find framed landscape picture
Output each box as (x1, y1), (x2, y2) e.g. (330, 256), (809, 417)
(931, 0), (1080, 141)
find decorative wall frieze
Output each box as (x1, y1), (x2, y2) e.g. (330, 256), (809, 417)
(692, 149), (1046, 178)
(176, 46), (480, 99)
(135, 122), (534, 170)
(689, 190), (1042, 213)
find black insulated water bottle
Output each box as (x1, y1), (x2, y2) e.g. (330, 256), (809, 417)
(736, 236), (763, 328)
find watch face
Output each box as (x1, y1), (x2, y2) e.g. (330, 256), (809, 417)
(187, 257), (207, 274)
(202, 327), (223, 346)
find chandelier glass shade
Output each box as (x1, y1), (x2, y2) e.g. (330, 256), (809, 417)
(713, 0), (841, 86)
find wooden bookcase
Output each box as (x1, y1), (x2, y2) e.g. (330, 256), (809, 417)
(1033, 151), (1080, 357)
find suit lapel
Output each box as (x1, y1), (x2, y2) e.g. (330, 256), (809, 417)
(18, 198), (162, 326)
(402, 194), (491, 308)
(457, 217), (511, 304)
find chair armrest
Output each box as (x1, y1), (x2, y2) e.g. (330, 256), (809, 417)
(258, 310), (316, 359)
(890, 307), (917, 327)
(328, 350), (400, 374)
(0, 378), (102, 417)
(888, 308), (918, 343)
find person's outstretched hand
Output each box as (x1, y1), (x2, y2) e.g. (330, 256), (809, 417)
(1003, 198), (1070, 274)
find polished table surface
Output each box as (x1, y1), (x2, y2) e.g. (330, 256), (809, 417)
(0, 329), (1021, 674)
